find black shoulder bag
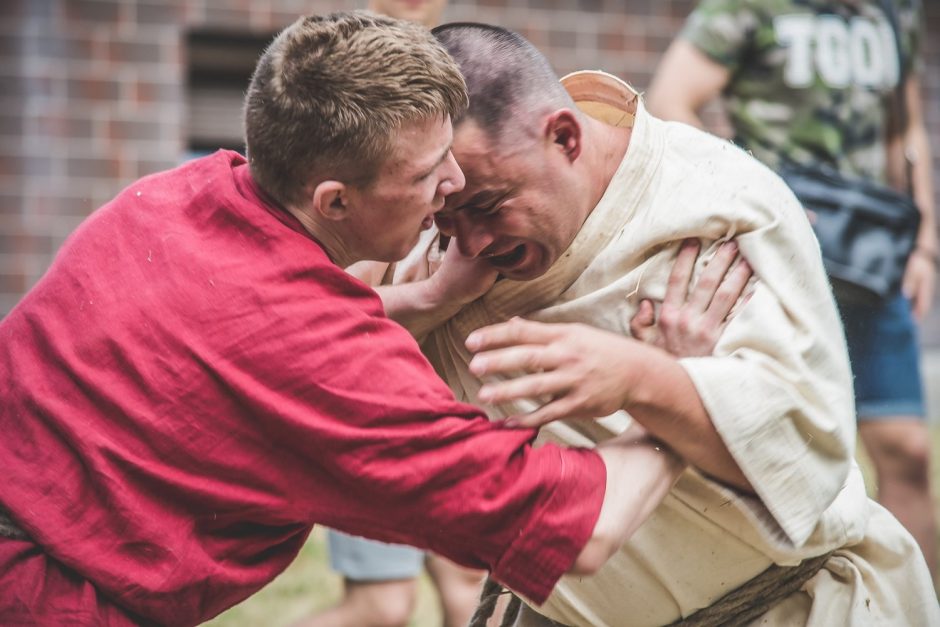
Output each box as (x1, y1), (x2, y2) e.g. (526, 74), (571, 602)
(778, 0), (921, 305)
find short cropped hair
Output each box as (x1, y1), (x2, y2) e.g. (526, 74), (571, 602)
(432, 23), (573, 143)
(244, 11), (468, 208)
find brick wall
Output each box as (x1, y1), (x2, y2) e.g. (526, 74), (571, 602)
(2, 0), (939, 339)
(0, 0), (347, 315)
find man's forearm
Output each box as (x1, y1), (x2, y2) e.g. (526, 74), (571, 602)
(346, 261), (460, 339)
(571, 428), (685, 574)
(367, 238), (497, 339)
(465, 318), (754, 492)
(624, 347), (753, 492)
(375, 280), (466, 340)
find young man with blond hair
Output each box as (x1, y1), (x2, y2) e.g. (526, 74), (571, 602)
(301, 3), (489, 626)
(0, 13), (687, 624)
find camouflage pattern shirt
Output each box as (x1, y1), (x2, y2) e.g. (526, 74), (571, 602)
(681, 0), (923, 182)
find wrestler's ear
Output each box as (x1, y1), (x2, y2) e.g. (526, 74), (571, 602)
(311, 180), (349, 221)
(544, 109), (582, 163)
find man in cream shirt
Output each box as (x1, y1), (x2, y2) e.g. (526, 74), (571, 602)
(360, 22), (938, 627)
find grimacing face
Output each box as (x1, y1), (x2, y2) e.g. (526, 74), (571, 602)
(434, 120), (586, 281)
(345, 115), (464, 263)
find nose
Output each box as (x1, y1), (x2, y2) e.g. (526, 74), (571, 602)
(437, 151), (465, 199)
(452, 213), (496, 259)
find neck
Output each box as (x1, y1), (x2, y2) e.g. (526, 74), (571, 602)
(580, 115), (633, 211)
(285, 204), (357, 268)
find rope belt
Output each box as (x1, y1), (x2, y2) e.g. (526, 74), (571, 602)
(469, 550), (836, 627)
(668, 550), (836, 627)
(0, 510), (28, 541)
(468, 576), (523, 627)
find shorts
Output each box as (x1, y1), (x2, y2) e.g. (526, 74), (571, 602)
(327, 529), (424, 582)
(838, 293), (926, 420)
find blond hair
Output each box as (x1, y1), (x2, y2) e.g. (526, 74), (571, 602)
(244, 11), (468, 207)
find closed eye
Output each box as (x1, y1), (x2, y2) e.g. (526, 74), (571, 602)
(415, 166), (437, 182)
(461, 190), (510, 217)
(468, 202), (503, 217)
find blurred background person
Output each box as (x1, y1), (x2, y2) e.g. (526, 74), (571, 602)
(647, 0), (937, 578)
(368, 0), (447, 28)
(295, 8), (485, 627)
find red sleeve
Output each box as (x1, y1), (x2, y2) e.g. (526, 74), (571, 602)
(221, 271), (606, 603)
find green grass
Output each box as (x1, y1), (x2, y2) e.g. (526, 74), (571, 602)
(203, 526), (441, 627)
(205, 429), (940, 626)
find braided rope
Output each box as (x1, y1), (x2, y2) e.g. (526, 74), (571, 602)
(668, 551), (835, 627)
(500, 593), (522, 627)
(468, 574), (522, 627)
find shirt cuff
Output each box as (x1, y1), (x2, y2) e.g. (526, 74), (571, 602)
(679, 356), (852, 547)
(489, 445), (606, 604)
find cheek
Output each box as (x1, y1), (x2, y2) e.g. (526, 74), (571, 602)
(402, 183), (434, 209)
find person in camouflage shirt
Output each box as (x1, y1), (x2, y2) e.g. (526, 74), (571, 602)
(676, 0), (922, 180)
(648, 0), (937, 579)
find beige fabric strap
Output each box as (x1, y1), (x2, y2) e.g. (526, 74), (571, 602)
(470, 551), (835, 627)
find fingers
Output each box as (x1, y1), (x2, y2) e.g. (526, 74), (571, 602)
(701, 257), (752, 328)
(628, 299), (657, 342)
(902, 258), (935, 321)
(662, 239), (699, 313)
(918, 273), (935, 319)
(633, 239), (756, 358)
(909, 277), (932, 321)
(911, 295), (926, 322)
(687, 241), (739, 311)
(477, 371), (569, 406)
(466, 317), (560, 352)
(504, 398), (584, 429)
(469, 344), (561, 378)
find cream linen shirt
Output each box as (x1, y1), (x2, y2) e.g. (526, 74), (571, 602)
(389, 72), (938, 626)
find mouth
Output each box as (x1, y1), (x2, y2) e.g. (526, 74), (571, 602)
(421, 215), (434, 230)
(482, 243), (527, 270)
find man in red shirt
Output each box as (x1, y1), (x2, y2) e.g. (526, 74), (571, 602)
(0, 12), (683, 625)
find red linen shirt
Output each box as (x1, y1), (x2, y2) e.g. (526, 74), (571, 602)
(0, 151), (605, 625)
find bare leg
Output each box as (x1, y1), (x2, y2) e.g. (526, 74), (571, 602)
(294, 578), (417, 627)
(425, 553), (487, 627)
(859, 418), (937, 577)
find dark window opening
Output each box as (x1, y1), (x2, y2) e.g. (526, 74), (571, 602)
(186, 30), (274, 157)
